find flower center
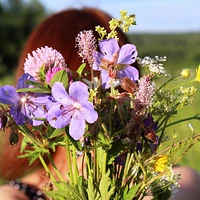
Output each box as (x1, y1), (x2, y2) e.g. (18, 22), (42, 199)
(73, 102), (81, 110)
(21, 96), (27, 103)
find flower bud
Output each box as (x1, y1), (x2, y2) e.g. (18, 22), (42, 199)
(180, 69), (190, 79)
(120, 77), (137, 94)
(9, 132), (19, 147)
(0, 111), (8, 130)
(196, 65), (200, 82)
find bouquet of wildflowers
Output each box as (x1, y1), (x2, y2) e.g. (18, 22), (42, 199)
(0, 11), (200, 200)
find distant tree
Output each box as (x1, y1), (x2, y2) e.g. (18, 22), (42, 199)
(0, 0), (48, 76)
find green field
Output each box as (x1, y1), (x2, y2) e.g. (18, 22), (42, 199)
(128, 33), (200, 172)
(1, 33), (200, 172)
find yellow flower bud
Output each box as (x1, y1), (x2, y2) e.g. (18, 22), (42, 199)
(154, 155), (168, 173)
(196, 65), (200, 82)
(180, 69), (190, 79)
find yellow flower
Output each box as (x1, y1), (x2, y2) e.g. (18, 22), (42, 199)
(154, 155), (168, 173)
(196, 65), (200, 82)
(180, 69), (190, 79)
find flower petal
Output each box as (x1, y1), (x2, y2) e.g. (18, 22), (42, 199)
(118, 44), (138, 65)
(10, 104), (26, 125)
(99, 39), (119, 60)
(52, 82), (72, 105)
(69, 112), (85, 140)
(81, 102), (98, 123)
(101, 70), (111, 89)
(47, 104), (71, 128)
(69, 81), (89, 103)
(16, 73), (35, 89)
(0, 85), (19, 105)
(117, 66), (139, 82)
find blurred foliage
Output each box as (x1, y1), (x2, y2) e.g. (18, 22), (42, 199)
(128, 33), (200, 75)
(0, 0), (47, 76)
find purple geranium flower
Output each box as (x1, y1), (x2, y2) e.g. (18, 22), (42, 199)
(93, 38), (139, 89)
(0, 73), (50, 126)
(46, 81), (98, 140)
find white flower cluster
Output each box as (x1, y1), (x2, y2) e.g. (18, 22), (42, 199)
(137, 56), (170, 77)
(176, 86), (197, 108)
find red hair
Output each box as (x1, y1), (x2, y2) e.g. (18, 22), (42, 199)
(0, 8), (137, 181)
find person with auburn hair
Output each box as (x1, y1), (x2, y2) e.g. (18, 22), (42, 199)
(0, 8), (139, 200)
(0, 7), (200, 200)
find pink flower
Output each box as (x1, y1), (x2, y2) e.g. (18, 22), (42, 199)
(75, 30), (97, 66)
(46, 66), (64, 84)
(135, 76), (156, 116)
(45, 66), (73, 85)
(24, 46), (66, 80)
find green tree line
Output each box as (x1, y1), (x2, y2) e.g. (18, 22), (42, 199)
(0, 0), (47, 76)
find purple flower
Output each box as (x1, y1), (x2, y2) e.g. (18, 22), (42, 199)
(46, 81), (98, 140)
(93, 38), (139, 89)
(0, 73), (50, 126)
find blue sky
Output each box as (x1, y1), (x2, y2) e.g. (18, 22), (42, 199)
(26, 0), (200, 33)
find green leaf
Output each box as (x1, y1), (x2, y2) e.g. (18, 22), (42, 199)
(99, 170), (115, 200)
(87, 175), (101, 200)
(66, 128), (82, 151)
(17, 80), (51, 93)
(123, 183), (142, 200)
(49, 128), (65, 139)
(17, 87), (50, 93)
(20, 136), (29, 153)
(17, 148), (48, 165)
(47, 181), (85, 200)
(48, 135), (66, 152)
(50, 69), (68, 88)
(77, 63), (86, 77)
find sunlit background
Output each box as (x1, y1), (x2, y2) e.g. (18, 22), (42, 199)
(0, 0), (200, 172)
(24, 0), (200, 33)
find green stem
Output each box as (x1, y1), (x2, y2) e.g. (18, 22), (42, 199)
(157, 74), (180, 91)
(172, 78), (196, 90)
(115, 100), (126, 128)
(158, 115), (169, 147)
(134, 152), (147, 197)
(102, 150), (107, 175)
(65, 135), (73, 185)
(158, 114), (200, 132)
(38, 154), (56, 182)
(47, 154), (64, 182)
(72, 145), (78, 186)
(121, 152), (130, 187)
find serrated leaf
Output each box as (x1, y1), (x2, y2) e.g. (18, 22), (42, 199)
(123, 183), (142, 200)
(50, 69), (68, 88)
(99, 170), (115, 200)
(87, 175), (101, 200)
(17, 148), (48, 165)
(20, 136), (29, 153)
(47, 181), (85, 200)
